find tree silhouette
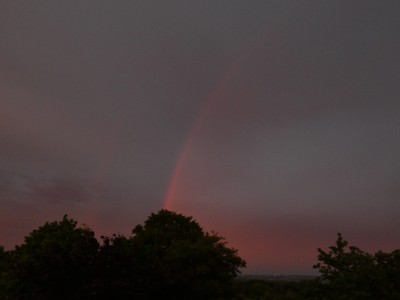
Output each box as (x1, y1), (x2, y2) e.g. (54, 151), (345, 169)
(314, 233), (400, 299)
(94, 234), (137, 299)
(1, 211), (246, 299)
(6, 215), (99, 300)
(3, 215), (400, 299)
(131, 209), (246, 299)
(0, 245), (11, 298)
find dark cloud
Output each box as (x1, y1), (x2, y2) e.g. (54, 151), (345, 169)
(28, 179), (93, 204)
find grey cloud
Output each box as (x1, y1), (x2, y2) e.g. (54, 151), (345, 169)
(27, 179), (94, 204)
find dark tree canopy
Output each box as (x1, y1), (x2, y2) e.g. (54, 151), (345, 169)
(1, 210), (246, 300)
(131, 210), (246, 299)
(2, 215), (400, 300)
(314, 233), (400, 300)
(5, 215), (99, 300)
(0, 245), (10, 298)
(94, 234), (137, 299)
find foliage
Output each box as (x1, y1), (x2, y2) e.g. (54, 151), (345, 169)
(93, 234), (137, 299)
(3, 214), (399, 300)
(0, 211), (246, 299)
(0, 245), (11, 298)
(4, 215), (99, 300)
(314, 233), (400, 300)
(130, 209), (246, 299)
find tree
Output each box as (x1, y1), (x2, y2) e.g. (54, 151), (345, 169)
(374, 249), (400, 299)
(6, 215), (99, 300)
(1, 211), (246, 299)
(130, 209), (246, 299)
(0, 245), (11, 298)
(94, 234), (137, 299)
(314, 233), (400, 300)
(0, 245), (7, 276)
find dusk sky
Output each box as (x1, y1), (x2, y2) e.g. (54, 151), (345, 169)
(1, 1), (400, 274)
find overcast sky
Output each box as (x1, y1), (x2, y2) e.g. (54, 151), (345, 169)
(1, 1), (400, 274)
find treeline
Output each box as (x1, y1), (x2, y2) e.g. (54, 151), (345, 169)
(0, 210), (245, 299)
(1, 211), (400, 299)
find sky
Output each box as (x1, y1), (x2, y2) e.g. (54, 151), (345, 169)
(1, 1), (400, 275)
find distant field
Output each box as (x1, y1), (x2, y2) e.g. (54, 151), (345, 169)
(237, 274), (318, 282)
